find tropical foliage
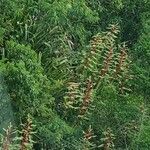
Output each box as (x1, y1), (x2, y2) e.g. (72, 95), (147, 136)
(0, 0), (149, 149)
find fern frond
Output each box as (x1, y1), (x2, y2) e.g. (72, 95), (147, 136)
(78, 77), (93, 118)
(20, 115), (35, 150)
(99, 128), (115, 150)
(83, 125), (96, 141)
(115, 43), (128, 75)
(83, 34), (103, 75)
(95, 46), (114, 89)
(113, 43), (132, 94)
(64, 81), (81, 109)
(82, 125), (96, 149)
(1, 123), (13, 150)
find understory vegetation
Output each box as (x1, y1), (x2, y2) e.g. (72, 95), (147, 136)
(0, 0), (149, 149)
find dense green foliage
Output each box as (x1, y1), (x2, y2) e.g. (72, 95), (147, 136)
(0, 0), (149, 149)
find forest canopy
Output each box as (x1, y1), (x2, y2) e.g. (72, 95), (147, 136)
(0, 0), (150, 149)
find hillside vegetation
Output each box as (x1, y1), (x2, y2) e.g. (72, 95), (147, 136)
(0, 0), (149, 149)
